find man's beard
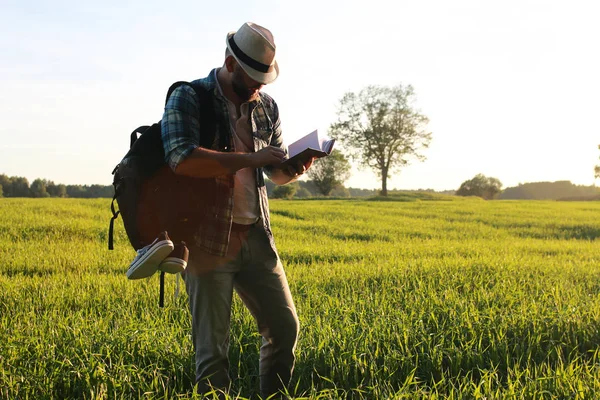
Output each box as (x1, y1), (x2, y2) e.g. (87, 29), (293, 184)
(232, 71), (258, 102)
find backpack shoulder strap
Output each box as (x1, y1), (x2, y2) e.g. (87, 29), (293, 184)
(165, 81), (211, 107)
(165, 81), (192, 105)
(164, 81), (219, 150)
(130, 125), (151, 149)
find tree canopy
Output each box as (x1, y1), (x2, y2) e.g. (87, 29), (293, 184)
(330, 85), (431, 196)
(271, 183), (297, 199)
(30, 179), (49, 198)
(456, 174), (503, 200)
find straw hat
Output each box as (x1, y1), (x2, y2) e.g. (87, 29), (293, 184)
(226, 22), (279, 84)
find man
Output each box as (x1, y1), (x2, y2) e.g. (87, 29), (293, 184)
(161, 22), (310, 397)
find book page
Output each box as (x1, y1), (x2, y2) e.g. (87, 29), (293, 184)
(320, 138), (335, 154)
(279, 130), (335, 168)
(287, 130), (320, 158)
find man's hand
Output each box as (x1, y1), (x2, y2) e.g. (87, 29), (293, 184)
(283, 157), (315, 178)
(250, 146), (287, 168)
(267, 156), (315, 185)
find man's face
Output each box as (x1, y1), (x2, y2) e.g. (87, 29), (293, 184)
(231, 64), (264, 102)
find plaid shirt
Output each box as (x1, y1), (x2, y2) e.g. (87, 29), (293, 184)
(161, 68), (286, 257)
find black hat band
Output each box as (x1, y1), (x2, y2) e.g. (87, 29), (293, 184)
(228, 35), (271, 74)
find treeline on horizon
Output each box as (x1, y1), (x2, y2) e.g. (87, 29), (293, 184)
(0, 173), (375, 199)
(498, 180), (600, 201)
(0, 173), (598, 200)
(0, 174), (113, 199)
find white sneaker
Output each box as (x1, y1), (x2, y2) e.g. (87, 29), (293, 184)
(126, 232), (174, 280)
(158, 242), (189, 274)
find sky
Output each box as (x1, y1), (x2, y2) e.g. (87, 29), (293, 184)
(1, 0), (599, 191)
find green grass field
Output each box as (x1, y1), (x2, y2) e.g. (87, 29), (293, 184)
(1, 196), (600, 399)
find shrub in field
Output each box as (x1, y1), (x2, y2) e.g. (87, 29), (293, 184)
(272, 183), (297, 199)
(456, 173), (502, 199)
(307, 150), (351, 196)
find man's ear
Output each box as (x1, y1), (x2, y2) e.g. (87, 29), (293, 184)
(224, 55), (237, 73)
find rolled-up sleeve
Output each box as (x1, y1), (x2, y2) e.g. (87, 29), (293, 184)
(161, 85), (201, 171)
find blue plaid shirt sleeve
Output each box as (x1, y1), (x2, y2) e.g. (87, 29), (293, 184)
(161, 85), (201, 171)
(269, 101), (284, 149)
(262, 99), (287, 179)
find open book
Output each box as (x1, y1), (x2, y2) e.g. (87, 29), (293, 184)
(279, 130), (335, 168)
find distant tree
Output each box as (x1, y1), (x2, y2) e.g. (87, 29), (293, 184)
(330, 185), (351, 198)
(595, 145), (599, 179)
(56, 184), (67, 197)
(0, 175), (11, 197)
(272, 183), (297, 199)
(330, 85), (432, 196)
(456, 174), (503, 200)
(307, 150), (352, 196)
(46, 181), (57, 197)
(66, 185), (87, 198)
(11, 177), (30, 197)
(47, 182), (67, 197)
(30, 179), (49, 198)
(0, 184), (3, 198)
(295, 187), (312, 198)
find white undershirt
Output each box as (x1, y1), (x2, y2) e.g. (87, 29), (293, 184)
(215, 75), (260, 225)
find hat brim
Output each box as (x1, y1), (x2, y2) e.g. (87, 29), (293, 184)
(226, 32), (279, 85)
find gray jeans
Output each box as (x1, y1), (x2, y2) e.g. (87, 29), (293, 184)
(183, 222), (299, 397)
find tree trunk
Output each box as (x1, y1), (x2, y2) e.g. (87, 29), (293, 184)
(381, 168), (388, 196)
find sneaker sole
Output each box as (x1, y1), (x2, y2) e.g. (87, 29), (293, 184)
(126, 240), (174, 280)
(158, 257), (187, 274)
